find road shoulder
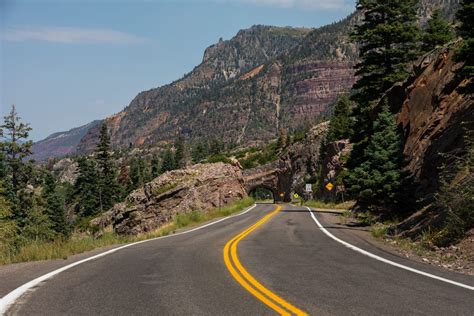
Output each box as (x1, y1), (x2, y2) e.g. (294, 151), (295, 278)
(310, 207), (474, 286)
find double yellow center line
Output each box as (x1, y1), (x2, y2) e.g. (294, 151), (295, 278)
(223, 205), (308, 315)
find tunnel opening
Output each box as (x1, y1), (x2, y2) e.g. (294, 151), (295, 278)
(248, 186), (275, 203)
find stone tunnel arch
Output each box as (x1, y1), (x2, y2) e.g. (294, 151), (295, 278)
(242, 160), (293, 203)
(247, 185), (277, 202)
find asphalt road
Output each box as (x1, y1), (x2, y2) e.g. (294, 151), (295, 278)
(3, 204), (474, 315)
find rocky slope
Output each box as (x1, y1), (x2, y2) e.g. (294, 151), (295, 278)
(382, 43), (473, 203)
(370, 43), (473, 241)
(92, 162), (247, 235)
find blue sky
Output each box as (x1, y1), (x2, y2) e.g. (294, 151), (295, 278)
(1, 0), (355, 141)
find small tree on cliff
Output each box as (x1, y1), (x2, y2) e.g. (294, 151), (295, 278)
(346, 103), (404, 211)
(421, 9), (454, 52)
(348, 0), (420, 169)
(455, 0), (474, 91)
(95, 123), (121, 212)
(327, 94), (353, 143)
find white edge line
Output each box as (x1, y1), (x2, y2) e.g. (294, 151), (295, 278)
(0, 204), (258, 314)
(306, 206), (474, 291)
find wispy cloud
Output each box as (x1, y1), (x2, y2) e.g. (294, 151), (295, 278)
(1, 26), (148, 44)
(224, 0), (353, 11)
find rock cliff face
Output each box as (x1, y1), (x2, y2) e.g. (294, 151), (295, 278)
(317, 139), (353, 201)
(382, 43), (473, 202)
(92, 162), (247, 235)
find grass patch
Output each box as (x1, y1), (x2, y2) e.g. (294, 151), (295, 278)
(0, 197), (255, 265)
(371, 223), (390, 238)
(153, 183), (178, 196)
(303, 200), (355, 210)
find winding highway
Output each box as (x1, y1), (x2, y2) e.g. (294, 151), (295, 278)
(1, 204), (473, 315)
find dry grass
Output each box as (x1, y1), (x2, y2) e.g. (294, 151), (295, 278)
(0, 197), (255, 265)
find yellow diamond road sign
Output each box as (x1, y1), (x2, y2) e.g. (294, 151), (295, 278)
(325, 182), (334, 191)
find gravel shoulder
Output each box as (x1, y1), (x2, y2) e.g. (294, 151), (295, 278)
(312, 207), (474, 276)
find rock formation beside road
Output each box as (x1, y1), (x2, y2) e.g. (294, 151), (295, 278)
(92, 162), (247, 235)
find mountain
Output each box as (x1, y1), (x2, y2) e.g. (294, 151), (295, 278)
(30, 121), (100, 161)
(33, 0), (460, 159)
(76, 19), (357, 153)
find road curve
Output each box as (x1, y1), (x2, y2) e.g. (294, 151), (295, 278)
(3, 204), (474, 315)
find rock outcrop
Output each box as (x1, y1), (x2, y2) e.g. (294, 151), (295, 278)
(317, 139), (353, 201)
(52, 158), (78, 184)
(377, 44), (473, 238)
(382, 43), (473, 203)
(92, 162), (247, 235)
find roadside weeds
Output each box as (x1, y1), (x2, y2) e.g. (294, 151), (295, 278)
(0, 197), (255, 265)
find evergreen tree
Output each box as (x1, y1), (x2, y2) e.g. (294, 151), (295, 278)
(151, 154), (161, 178)
(138, 157), (151, 183)
(349, 0), (420, 169)
(160, 149), (176, 173)
(455, 0), (474, 90)
(175, 137), (185, 167)
(129, 157), (142, 189)
(0, 105), (32, 216)
(118, 164), (132, 194)
(421, 9), (454, 52)
(327, 94), (353, 143)
(42, 173), (69, 236)
(347, 0), (421, 201)
(0, 180), (19, 255)
(95, 123), (121, 212)
(0, 151), (15, 207)
(346, 103), (404, 210)
(22, 199), (55, 242)
(74, 157), (100, 217)
(192, 143), (209, 163)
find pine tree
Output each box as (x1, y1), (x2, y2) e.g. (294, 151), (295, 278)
(95, 123), (120, 212)
(118, 164), (132, 194)
(349, 0), (420, 169)
(0, 151), (16, 207)
(421, 9), (454, 52)
(175, 137), (191, 168)
(455, 0), (474, 91)
(347, 0), (420, 198)
(74, 157), (100, 217)
(192, 143), (209, 163)
(138, 157), (151, 183)
(129, 157), (142, 189)
(42, 172), (69, 236)
(22, 198), (55, 242)
(151, 154), (161, 179)
(327, 94), (353, 143)
(346, 103), (404, 210)
(160, 149), (176, 173)
(0, 180), (19, 255)
(0, 105), (33, 216)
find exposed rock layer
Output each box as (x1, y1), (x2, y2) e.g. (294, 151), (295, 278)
(92, 162), (247, 235)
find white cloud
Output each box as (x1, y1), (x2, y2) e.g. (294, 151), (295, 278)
(1, 26), (147, 44)
(225, 0), (353, 10)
